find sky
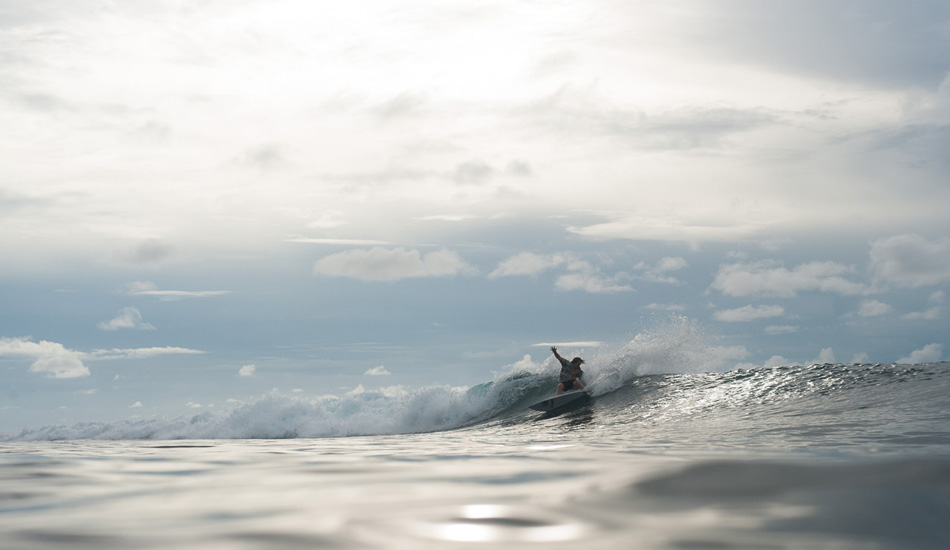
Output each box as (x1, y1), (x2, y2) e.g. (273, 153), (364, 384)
(2, 0), (950, 432)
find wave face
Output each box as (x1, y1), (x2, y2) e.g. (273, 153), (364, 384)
(5, 320), (949, 444)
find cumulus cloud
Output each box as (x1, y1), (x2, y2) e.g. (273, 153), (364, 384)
(900, 291), (944, 319)
(555, 261), (633, 293)
(711, 260), (866, 297)
(0, 337), (89, 378)
(857, 299), (892, 318)
(488, 252), (566, 278)
(128, 282), (231, 299)
(898, 343), (943, 364)
(903, 307), (941, 321)
(0, 342), (205, 379)
(129, 401), (142, 408)
(364, 365), (391, 376)
(714, 304), (785, 322)
(634, 256), (688, 283)
(98, 307), (156, 331)
(313, 247), (472, 281)
(870, 234), (950, 288)
(239, 364), (256, 377)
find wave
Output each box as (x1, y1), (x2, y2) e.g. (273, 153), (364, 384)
(3, 319), (701, 441)
(4, 318), (948, 441)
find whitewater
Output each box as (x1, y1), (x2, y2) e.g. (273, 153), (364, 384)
(2, 323), (949, 549)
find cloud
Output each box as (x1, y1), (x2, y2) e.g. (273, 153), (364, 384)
(0, 188), (54, 214)
(505, 160), (532, 177)
(364, 365), (391, 376)
(554, 261), (633, 293)
(128, 281), (231, 299)
(87, 347), (205, 360)
(567, 214), (765, 243)
(630, 107), (778, 150)
(98, 307), (156, 331)
(898, 343), (943, 365)
(634, 256), (688, 283)
(129, 401), (142, 408)
(313, 247), (472, 281)
(899, 291), (945, 320)
(0, 337), (89, 379)
(234, 143), (286, 170)
(534, 86), (779, 151)
(765, 325), (798, 335)
(488, 252), (566, 278)
(711, 261), (866, 297)
(870, 234), (950, 288)
(239, 364), (256, 377)
(693, 1), (950, 89)
(857, 299), (892, 318)
(452, 160), (494, 185)
(715, 305), (785, 322)
(371, 91), (429, 119)
(644, 303), (687, 312)
(416, 214), (477, 222)
(902, 308), (940, 321)
(288, 238), (392, 246)
(532, 342), (604, 348)
(307, 210), (348, 229)
(116, 239), (176, 266)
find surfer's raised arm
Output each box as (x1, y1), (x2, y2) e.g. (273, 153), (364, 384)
(550, 346), (563, 361)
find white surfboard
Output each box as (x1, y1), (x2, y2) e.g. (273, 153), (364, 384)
(528, 390), (589, 412)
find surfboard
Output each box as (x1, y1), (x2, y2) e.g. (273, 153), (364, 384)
(528, 390), (589, 412)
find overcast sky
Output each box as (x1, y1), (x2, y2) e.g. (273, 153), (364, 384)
(2, 0), (949, 432)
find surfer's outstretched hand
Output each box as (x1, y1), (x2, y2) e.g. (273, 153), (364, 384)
(550, 346), (557, 353)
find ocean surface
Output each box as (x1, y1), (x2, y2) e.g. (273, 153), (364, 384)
(2, 335), (950, 549)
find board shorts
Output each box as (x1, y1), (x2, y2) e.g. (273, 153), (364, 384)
(562, 379), (577, 391)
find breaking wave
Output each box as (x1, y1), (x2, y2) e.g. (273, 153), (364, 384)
(4, 318), (948, 442)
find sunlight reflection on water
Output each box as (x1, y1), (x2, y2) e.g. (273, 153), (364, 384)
(407, 504), (589, 543)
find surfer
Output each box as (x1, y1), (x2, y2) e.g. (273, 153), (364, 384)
(550, 346), (585, 395)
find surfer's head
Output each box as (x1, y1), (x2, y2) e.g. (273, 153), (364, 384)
(571, 357), (584, 366)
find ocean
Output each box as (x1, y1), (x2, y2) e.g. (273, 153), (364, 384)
(2, 332), (949, 549)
